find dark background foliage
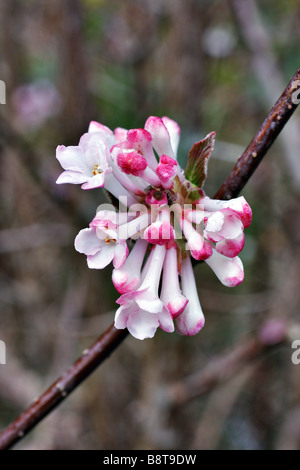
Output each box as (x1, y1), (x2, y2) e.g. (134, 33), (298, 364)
(0, 0), (300, 450)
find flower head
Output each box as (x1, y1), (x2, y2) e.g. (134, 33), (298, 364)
(74, 210), (128, 269)
(56, 133), (112, 190)
(56, 116), (252, 340)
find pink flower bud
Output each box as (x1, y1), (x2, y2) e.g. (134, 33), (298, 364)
(117, 151), (148, 176)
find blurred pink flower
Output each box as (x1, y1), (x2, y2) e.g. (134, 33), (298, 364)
(12, 80), (61, 130)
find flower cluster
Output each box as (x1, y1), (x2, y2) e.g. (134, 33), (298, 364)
(56, 116), (252, 340)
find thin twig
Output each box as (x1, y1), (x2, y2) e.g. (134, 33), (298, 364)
(214, 67), (300, 200)
(190, 363), (257, 449)
(166, 321), (288, 407)
(228, 0), (300, 189)
(0, 67), (299, 450)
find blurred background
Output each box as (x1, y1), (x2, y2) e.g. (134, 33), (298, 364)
(1, 0), (300, 450)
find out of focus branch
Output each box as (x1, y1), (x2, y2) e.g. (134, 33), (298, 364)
(190, 363), (257, 449)
(0, 66), (299, 450)
(167, 319), (288, 407)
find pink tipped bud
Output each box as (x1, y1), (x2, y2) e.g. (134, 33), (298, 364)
(112, 239), (147, 294)
(113, 127), (128, 143)
(117, 151), (148, 176)
(89, 210), (117, 230)
(156, 154), (178, 188)
(161, 246), (188, 318)
(144, 116), (175, 158)
(205, 250), (244, 287)
(126, 128), (158, 170)
(175, 255), (205, 336)
(144, 221), (175, 245)
(215, 232), (245, 258)
(180, 218), (213, 261)
(127, 128), (152, 147)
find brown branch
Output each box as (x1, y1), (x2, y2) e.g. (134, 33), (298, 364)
(214, 66), (300, 200)
(228, 0), (300, 189)
(0, 325), (128, 450)
(0, 67), (300, 450)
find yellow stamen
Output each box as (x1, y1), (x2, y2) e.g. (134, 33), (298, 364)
(104, 237), (117, 244)
(92, 164), (103, 176)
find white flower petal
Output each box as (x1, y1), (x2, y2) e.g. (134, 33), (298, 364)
(81, 173), (105, 189)
(83, 141), (109, 170)
(56, 145), (88, 172)
(205, 211), (225, 233)
(161, 116), (181, 157)
(215, 232), (245, 258)
(112, 269), (141, 295)
(56, 170), (87, 185)
(218, 210), (244, 240)
(88, 121), (114, 148)
(114, 304), (131, 330)
(127, 310), (159, 340)
(136, 294), (165, 314)
(205, 249), (244, 287)
(114, 127), (128, 143)
(144, 116), (175, 158)
(87, 244), (115, 269)
(114, 301), (160, 339)
(175, 256), (205, 336)
(158, 306), (175, 333)
(113, 241), (129, 269)
(112, 239), (147, 293)
(74, 228), (101, 256)
(202, 196), (252, 229)
(161, 246), (188, 318)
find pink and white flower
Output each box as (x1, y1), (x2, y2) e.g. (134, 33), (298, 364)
(179, 216), (213, 261)
(175, 255), (205, 336)
(88, 120), (115, 147)
(115, 245), (174, 339)
(201, 195), (252, 229)
(160, 244), (188, 318)
(112, 239), (148, 294)
(56, 133), (112, 190)
(144, 206), (175, 245)
(144, 116), (177, 159)
(56, 115), (253, 340)
(155, 154), (178, 189)
(74, 210), (128, 269)
(203, 208), (245, 258)
(205, 249), (244, 287)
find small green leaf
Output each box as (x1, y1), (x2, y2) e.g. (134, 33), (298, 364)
(188, 188), (204, 202)
(184, 131), (216, 188)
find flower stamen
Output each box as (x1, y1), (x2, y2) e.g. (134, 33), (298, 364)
(92, 164), (103, 176)
(105, 237), (116, 244)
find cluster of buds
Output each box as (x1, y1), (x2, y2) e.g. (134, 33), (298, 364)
(56, 116), (252, 340)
